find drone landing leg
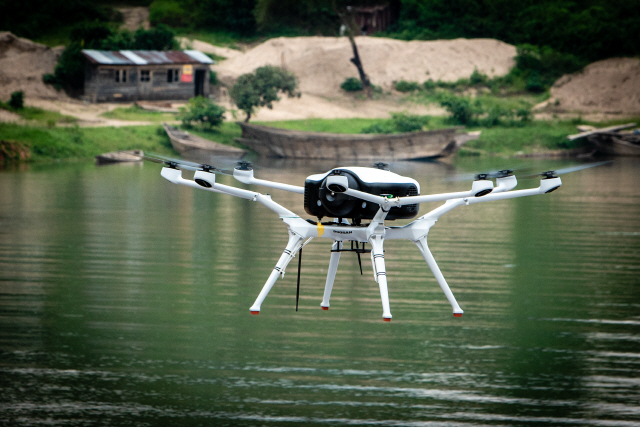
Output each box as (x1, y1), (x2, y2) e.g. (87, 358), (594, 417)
(414, 237), (463, 317)
(249, 232), (304, 315)
(369, 235), (392, 321)
(321, 241), (343, 310)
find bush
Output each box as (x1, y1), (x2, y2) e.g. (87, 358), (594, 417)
(394, 80), (420, 92)
(178, 97), (226, 128)
(422, 79), (436, 91)
(340, 77), (363, 92)
(361, 113), (430, 134)
(9, 91), (24, 109)
(469, 68), (488, 85)
(439, 95), (479, 125)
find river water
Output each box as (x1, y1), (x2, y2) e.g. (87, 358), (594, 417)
(1, 157), (639, 426)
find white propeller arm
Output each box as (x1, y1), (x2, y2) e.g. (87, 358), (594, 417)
(161, 167), (298, 218)
(422, 177), (562, 221)
(343, 179), (494, 208)
(233, 168), (305, 194)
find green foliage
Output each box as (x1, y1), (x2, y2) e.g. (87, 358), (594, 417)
(361, 113), (430, 134)
(230, 66), (300, 122)
(394, 80), (420, 92)
(254, 0), (337, 34)
(340, 77), (363, 92)
(9, 92), (24, 110)
(209, 70), (218, 85)
(0, 0), (114, 40)
(469, 68), (488, 85)
(149, 0), (189, 27)
(388, 0), (640, 63)
(439, 95), (479, 125)
(100, 105), (176, 122)
(150, 0), (257, 36)
(512, 44), (586, 92)
(178, 97), (226, 128)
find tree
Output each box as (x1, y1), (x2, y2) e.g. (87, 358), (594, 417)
(335, 5), (373, 98)
(178, 97), (226, 129)
(229, 66), (300, 122)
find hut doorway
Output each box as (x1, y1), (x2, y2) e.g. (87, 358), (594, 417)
(195, 70), (205, 97)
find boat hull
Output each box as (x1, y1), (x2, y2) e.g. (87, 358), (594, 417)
(163, 123), (246, 158)
(235, 122), (473, 160)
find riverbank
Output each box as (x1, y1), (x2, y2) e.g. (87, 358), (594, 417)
(3, 115), (638, 164)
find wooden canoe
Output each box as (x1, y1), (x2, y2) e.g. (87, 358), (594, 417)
(163, 123), (246, 158)
(587, 131), (640, 156)
(235, 122), (478, 160)
(95, 149), (144, 165)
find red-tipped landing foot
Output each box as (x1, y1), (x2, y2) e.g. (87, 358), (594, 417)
(453, 313), (463, 317)
(250, 311), (260, 315)
(321, 306), (329, 310)
(383, 318), (391, 322)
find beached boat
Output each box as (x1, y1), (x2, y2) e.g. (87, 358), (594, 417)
(568, 123), (640, 156)
(95, 149), (144, 165)
(235, 122), (479, 160)
(163, 123), (246, 158)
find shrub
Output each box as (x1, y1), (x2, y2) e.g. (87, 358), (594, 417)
(394, 80), (420, 92)
(361, 113), (430, 134)
(178, 97), (226, 128)
(9, 91), (24, 109)
(340, 77), (363, 92)
(422, 79), (436, 91)
(469, 68), (489, 85)
(439, 95), (479, 125)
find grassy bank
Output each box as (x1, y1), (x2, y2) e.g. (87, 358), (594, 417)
(0, 124), (176, 162)
(2, 115), (636, 164)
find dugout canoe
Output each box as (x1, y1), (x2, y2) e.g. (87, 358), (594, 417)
(234, 122), (478, 160)
(163, 123), (246, 158)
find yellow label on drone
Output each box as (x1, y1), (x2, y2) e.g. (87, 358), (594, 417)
(317, 222), (324, 237)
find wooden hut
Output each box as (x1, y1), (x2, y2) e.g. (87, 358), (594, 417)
(81, 50), (213, 103)
(352, 3), (399, 35)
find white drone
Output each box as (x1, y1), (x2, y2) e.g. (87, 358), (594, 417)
(141, 154), (607, 321)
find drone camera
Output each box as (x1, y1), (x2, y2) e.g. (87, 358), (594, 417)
(471, 179), (494, 197)
(326, 175), (349, 193)
(194, 170), (216, 188)
(304, 169), (419, 221)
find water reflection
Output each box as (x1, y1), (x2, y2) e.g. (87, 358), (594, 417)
(1, 158), (639, 426)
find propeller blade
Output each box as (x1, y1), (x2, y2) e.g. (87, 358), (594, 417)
(553, 161), (612, 176)
(136, 152), (233, 175)
(522, 161), (612, 179)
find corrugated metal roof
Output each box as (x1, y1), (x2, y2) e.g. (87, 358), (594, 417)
(81, 50), (214, 66)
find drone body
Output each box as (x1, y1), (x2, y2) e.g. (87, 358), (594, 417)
(146, 153), (605, 321)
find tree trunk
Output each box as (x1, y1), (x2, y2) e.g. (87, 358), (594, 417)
(338, 7), (373, 98)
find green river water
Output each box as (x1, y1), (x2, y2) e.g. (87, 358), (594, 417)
(1, 157), (639, 426)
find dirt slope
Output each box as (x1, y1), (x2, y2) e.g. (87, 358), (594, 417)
(0, 32), (68, 101)
(213, 36), (517, 97)
(550, 58), (640, 115)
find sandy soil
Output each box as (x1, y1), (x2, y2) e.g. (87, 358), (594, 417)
(214, 36), (517, 97)
(549, 58), (640, 115)
(177, 38), (243, 60)
(0, 32), (68, 101)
